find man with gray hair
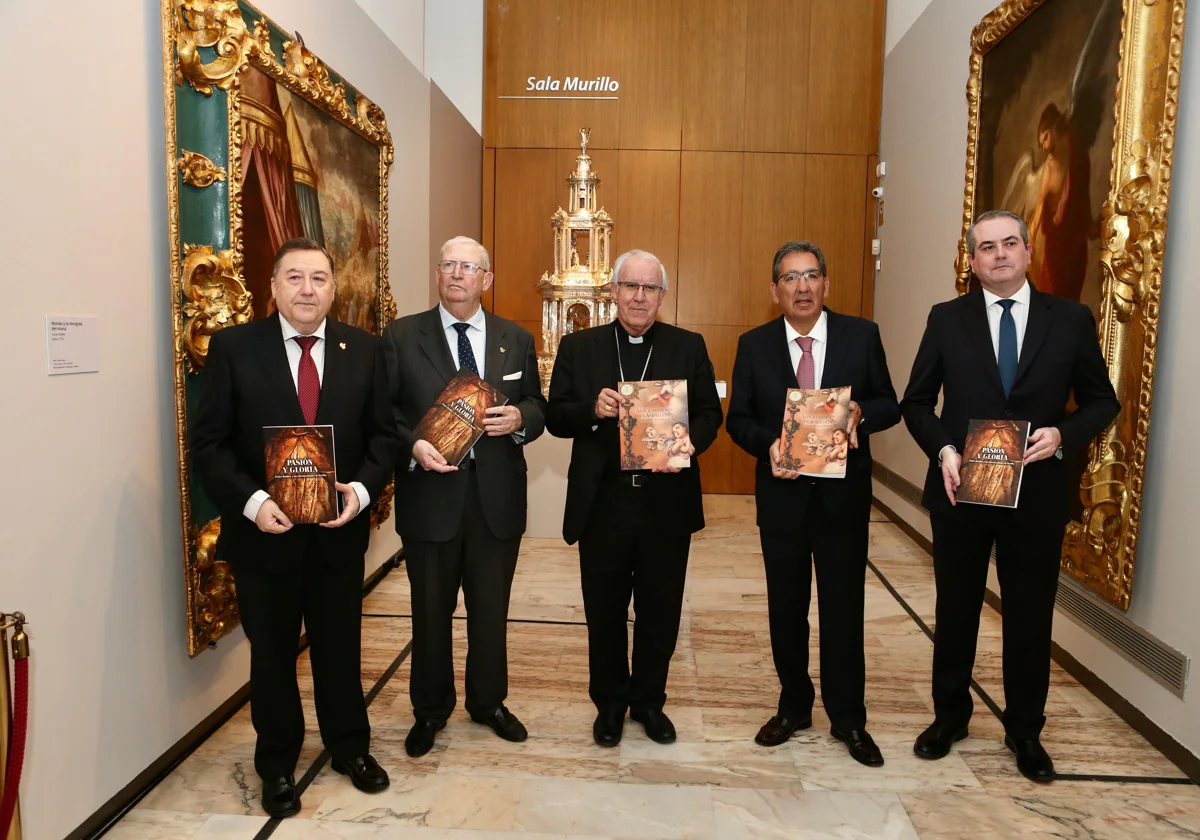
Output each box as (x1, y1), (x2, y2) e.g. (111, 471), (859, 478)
(547, 250), (723, 747)
(902, 210), (1118, 782)
(382, 236), (546, 759)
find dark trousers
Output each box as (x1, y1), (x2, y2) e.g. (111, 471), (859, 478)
(404, 471), (521, 722)
(930, 508), (1064, 739)
(234, 531), (369, 779)
(760, 490), (869, 732)
(577, 481), (692, 714)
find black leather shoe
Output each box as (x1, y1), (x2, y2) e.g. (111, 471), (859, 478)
(630, 707), (677, 744)
(831, 727), (885, 767)
(913, 721), (969, 760)
(755, 714), (813, 747)
(1005, 736), (1055, 783)
(405, 719), (446, 758)
(471, 705), (528, 743)
(260, 774), (300, 819)
(332, 754), (390, 793)
(593, 708), (625, 747)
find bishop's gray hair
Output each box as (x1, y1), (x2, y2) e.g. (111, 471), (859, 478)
(611, 250), (669, 291)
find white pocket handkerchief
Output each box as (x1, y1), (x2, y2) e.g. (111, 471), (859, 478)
(502, 371), (522, 381)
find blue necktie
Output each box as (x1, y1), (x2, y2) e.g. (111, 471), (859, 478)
(997, 299), (1017, 397)
(453, 322), (479, 376)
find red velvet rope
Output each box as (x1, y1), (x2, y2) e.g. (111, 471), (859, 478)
(0, 658), (28, 840)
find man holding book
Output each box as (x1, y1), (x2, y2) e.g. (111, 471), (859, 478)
(191, 238), (402, 817)
(382, 236), (546, 758)
(727, 241), (900, 767)
(546, 250), (723, 747)
(901, 210), (1119, 782)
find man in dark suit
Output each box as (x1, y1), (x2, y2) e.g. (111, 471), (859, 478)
(546, 249), (723, 747)
(382, 236), (546, 758)
(192, 238), (400, 818)
(902, 210), (1120, 782)
(727, 241), (900, 767)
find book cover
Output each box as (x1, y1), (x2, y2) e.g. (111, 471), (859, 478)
(262, 425), (338, 524)
(414, 368), (509, 467)
(779, 386), (853, 478)
(955, 418), (1031, 508)
(616, 379), (692, 471)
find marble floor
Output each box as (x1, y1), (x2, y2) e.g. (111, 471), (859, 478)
(112, 496), (1200, 839)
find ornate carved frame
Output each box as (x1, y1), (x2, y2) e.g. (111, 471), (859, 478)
(161, 0), (397, 655)
(955, 0), (1187, 610)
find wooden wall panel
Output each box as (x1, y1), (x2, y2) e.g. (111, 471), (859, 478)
(681, 0), (748, 151)
(744, 0), (812, 153)
(861, 154), (880, 319)
(683, 324), (741, 494)
(805, 0), (882, 154)
(803, 154), (868, 316)
(738, 153), (806, 327)
(485, 0), (561, 148)
(483, 147), (496, 311)
(676, 152), (743, 325)
(615, 0), (684, 150)
(614, 150), (681, 324)
(493, 149), (558, 324)
(555, 2), (623, 149)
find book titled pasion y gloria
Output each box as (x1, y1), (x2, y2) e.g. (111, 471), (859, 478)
(414, 369), (509, 467)
(262, 425), (338, 524)
(955, 418), (1031, 508)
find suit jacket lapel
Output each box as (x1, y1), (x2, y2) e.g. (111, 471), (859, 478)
(257, 313), (306, 425)
(821, 309), (848, 389)
(315, 319), (347, 425)
(962, 291), (1006, 397)
(417, 306), (457, 383)
(483, 311), (508, 386)
(1014, 287), (1052, 390)
(770, 317), (796, 389)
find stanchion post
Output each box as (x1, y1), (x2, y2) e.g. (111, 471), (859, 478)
(0, 613), (22, 840)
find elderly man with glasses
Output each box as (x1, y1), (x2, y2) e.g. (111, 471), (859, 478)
(727, 241), (900, 768)
(382, 236), (546, 759)
(546, 249), (723, 747)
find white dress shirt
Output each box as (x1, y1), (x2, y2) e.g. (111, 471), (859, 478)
(785, 311), (828, 389)
(982, 280), (1030, 359)
(440, 303), (487, 378)
(243, 316), (370, 522)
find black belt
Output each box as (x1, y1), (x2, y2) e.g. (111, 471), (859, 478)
(604, 472), (649, 488)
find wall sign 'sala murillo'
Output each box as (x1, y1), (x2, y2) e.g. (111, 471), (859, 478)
(499, 76), (621, 99)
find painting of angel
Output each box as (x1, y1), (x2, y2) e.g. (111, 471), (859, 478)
(975, 0), (1122, 309)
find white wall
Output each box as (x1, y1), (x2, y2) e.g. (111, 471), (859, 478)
(885, 0), (935, 56)
(0, 0), (429, 836)
(425, 0), (485, 135)
(351, 0), (426, 73)
(872, 0), (1200, 761)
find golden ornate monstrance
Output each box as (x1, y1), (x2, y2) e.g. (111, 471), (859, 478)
(537, 128), (615, 392)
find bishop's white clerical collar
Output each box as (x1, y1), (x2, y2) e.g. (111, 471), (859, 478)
(627, 335), (644, 344)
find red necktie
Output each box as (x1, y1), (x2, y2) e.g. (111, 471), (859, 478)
(796, 336), (815, 389)
(294, 335), (320, 425)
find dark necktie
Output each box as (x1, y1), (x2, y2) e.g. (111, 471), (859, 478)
(997, 299), (1018, 397)
(795, 336), (815, 389)
(453, 322), (479, 376)
(294, 335), (320, 424)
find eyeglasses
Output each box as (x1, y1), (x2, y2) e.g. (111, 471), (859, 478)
(438, 260), (485, 276)
(776, 270), (824, 284)
(616, 280), (665, 296)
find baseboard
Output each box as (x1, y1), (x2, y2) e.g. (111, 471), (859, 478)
(68, 547), (405, 840)
(872, 493), (1200, 782)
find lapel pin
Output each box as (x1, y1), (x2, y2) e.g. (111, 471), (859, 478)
(339, 342), (347, 350)
(500, 346), (506, 353)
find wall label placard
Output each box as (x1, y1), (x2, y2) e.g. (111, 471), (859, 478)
(45, 315), (100, 375)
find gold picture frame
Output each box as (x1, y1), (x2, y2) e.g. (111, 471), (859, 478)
(955, 0), (1187, 610)
(162, 0), (397, 654)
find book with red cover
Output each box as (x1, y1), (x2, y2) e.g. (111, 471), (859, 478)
(616, 379), (692, 470)
(778, 386), (852, 478)
(955, 418), (1031, 508)
(414, 369), (509, 467)
(262, 425), (338, 524)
